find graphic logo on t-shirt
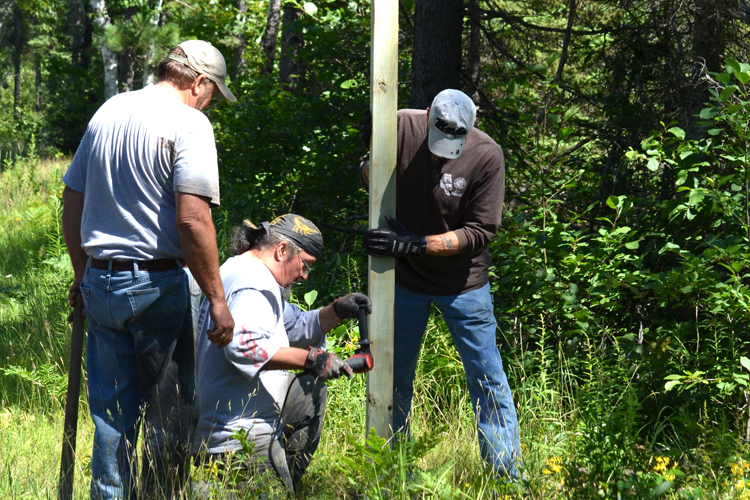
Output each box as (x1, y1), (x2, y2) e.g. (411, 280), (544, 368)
(438, 173), (467, 197)
(238, 329), (269, 367)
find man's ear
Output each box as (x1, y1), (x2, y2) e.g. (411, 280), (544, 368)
(191, 75), (207, 96)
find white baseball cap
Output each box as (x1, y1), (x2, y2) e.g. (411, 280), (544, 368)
(169, 40), (237, 103)
(428, 89), (476, 159)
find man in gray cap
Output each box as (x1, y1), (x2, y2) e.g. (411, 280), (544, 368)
(192, 213), (371, 495)
(360, 89), (521, 479)
(62, 40), (236, 499)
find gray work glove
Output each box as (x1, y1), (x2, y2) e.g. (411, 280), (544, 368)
(333, 293), (372, 319)
(362, 215), (426, 258)
(305, 347), (353, 380)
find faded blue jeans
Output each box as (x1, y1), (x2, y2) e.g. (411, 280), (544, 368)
(393, 282), (521, 478)
(82, 260), (200, 500)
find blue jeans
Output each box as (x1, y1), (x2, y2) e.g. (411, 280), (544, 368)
(393, 282), (521, 478)
(81, 260), (198, 500)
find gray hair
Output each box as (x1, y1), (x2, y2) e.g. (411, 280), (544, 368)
(229, 225), (301, 257)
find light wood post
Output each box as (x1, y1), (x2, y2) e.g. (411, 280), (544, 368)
(366, 0), (398, 440)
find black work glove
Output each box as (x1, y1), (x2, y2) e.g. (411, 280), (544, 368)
(362, 215), (426, 258)
(333, 293), (372, 319)
(305, 347), (353, 380)
(359, 109), (372, 148)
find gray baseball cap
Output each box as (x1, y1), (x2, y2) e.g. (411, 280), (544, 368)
(428, 89), (476, 159)
(169, 40), (237, 103)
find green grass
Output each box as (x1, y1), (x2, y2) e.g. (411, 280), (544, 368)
(2, 154), (750, 499)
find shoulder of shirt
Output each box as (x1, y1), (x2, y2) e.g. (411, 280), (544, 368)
(222, 256), (280, 296)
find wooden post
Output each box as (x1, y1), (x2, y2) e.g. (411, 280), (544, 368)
(366, 0), (398, 440)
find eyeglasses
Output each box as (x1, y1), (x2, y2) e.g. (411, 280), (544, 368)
(434, 118), (467, 137)
(298, 254), (312, 277)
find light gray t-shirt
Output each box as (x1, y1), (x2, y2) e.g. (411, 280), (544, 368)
(63, 85), (220, 261)
(192, 254), (325, 455)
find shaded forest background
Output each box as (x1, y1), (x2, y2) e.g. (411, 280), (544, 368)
(3, 0), (750, 496)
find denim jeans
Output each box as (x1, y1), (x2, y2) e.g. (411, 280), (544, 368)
(393, 282), (521, 478)
(81, 260), (198, 500)
(193, 373), (327, 497)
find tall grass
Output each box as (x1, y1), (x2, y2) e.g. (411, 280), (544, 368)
(1, 153), (750, 499)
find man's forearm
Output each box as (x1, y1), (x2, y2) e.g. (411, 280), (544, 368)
(318, 304), (342, 334)
(425, 231), (462, 256)
(175, 192), (225, 305)
(262, 346), (308, 371)
(62, 187), (88, 280)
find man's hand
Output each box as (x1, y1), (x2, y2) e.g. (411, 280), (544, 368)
(305, 347), (353, 380)
(66, 277), (87, 323)
(362, 216), (426, 258)
(206, 301), (234, 348)
(333, 293), (372, 319)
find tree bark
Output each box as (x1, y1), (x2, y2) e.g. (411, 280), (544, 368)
(409, 0), (463, 109)
(261, 0), (281, 77)
(90, 0), (118, 99)
(69, 0), (92, 69)
(279, 3), (303, 91)
(142, 0), (164, 87)
(118, 6), (137, 92)
(467, 0), (481, 103)
(234, 0), (249, 80)
(12, 4), (22, 118)
(685, 0), (735, 132)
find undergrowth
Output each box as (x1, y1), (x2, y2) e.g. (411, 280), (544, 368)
(2, 146), (750, 499)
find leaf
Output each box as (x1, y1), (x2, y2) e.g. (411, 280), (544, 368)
(741, 356), (750, 372)
(625, 241), (639, 249)
(303, 2), (318, 15)
(647, 157), (660, 172)
(563, 106), (580, 121)
(726, 58), (741, 74)
(304, 290), (318, 307)
(699, 107), (719, 119)
(667, 127), (685, 139)
(665, 380), (681, 391)
(736, 71), (750, 85)
(340, 79), (358, 89)
(720, 86), (739, 101)
(606, 196), (619, 209)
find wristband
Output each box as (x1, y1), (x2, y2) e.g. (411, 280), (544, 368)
(419, 236), (427, 255)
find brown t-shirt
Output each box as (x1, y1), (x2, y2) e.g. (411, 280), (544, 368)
(393, 109), (505, 295)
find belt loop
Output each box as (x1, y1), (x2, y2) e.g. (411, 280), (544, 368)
(133, 260), (140, 279)
(107, 259), (114, 275)
(86, 256), (92, 268)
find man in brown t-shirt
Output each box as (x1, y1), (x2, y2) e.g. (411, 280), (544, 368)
(362, 89), (521, 478)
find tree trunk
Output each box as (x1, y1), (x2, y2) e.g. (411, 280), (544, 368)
(90, 0), (118, 99)
(69, 0), (92, 69)
(12, 4), (22, 118)
(261, 0), (281, 77)
(467, 0), (481, 103)
(260, 0), (281, 77)
(279, 3), (303, 91)
(118, 6), (137, 92)
(685, 0), (734, 133)
(142, 0), (164, 87)
(409, 0), (463, 109)
(234, 0), (249, 80)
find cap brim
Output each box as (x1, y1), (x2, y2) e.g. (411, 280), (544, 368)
(428, 125), (466, 159)
(216, 81), (237, 103)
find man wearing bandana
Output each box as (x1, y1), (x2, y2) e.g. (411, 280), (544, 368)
(360, 89), (521, 478)
(192, 213), (371, 494)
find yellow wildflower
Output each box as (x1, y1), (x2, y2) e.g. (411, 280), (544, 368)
(544, 456), (563, 475)
(652, 456), (672, 474)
